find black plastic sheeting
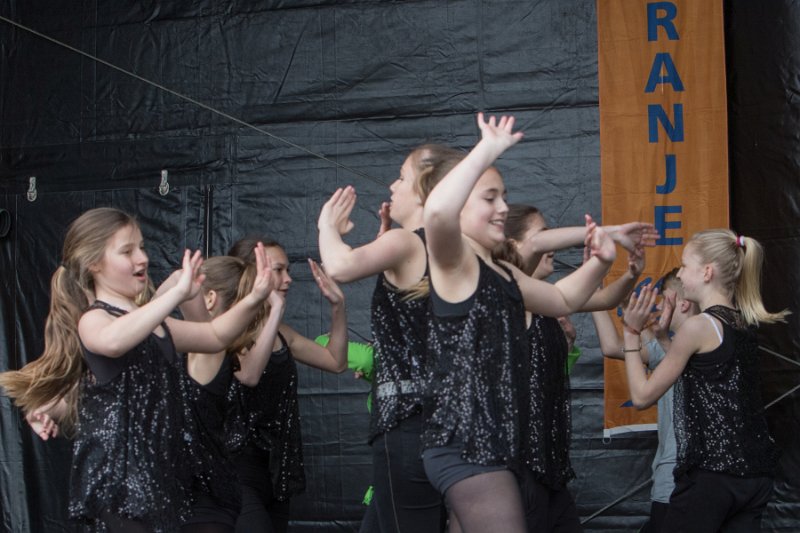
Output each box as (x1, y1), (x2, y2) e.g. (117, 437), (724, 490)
(0, 1), (797, 531)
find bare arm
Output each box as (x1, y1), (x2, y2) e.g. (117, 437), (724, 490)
(581, 245), (644, 312)
(517, 222), (659, 265)
(235, 292), (286, 387)
(284, 260), (348, 373)
(511, 219), (616, 316)
(591, 309), (624, 360)
(318, 187), (423, 284)
(621, 285), (704, 408)
(156, 268), (212, 322)
(424, 114), (523, 272)
(79, 250), (206, 357)
(168, 246), (273, 354)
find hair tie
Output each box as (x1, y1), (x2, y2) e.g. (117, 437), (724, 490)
(736, 235), (746, 249)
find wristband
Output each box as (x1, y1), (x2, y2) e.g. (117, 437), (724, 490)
(622, 344), (642, 353)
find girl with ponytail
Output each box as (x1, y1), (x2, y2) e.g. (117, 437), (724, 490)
(0, 207), (273, 532)
(317, 144), (464, 533)
(621, 228), (788, 532)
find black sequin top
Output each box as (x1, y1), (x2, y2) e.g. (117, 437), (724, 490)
(523, 313), (574, 489)
(369, 228), (429, 442)
(422, 257), (528, 468)
(180, 353), (241, 512)
(226, 331), (305, 500)
(69, 301), (193, 532)
(673, 305), (779, 477)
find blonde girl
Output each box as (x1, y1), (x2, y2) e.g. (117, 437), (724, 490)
(621, 229), (788, 532)
(318, 145), (464, 533)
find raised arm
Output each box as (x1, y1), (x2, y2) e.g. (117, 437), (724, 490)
(581, 245), (644, 312)
(284, 260), (348, 373)
(79, 249), (207, 357)
(591, 309), (624, 359)
(621, 285), (700, 408)
(512, 218), (616, 316)
(235, 291), (286, 387)
(515, 222), (658, 269)
(169, 245), (273, 354)
(318, 186), (422, 284)
(424, 113), (523, 271)
(156, 268), (212, 322)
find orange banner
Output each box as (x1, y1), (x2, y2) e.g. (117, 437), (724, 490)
(597, 0), (729, 436)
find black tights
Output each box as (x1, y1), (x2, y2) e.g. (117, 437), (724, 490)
(445, 470), (526, 533)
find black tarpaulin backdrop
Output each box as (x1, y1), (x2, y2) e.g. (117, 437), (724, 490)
(1, 1), (798, 531)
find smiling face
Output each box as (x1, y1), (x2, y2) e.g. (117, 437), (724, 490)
(388, 155), (423, 226)
(90, 224), (148, 303)
(459, 167), (508, 250)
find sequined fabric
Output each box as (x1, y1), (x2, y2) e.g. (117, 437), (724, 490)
(673, 305), (779, 477)
(180, 354), (241, 513)
(369, 228), (430, 442)
(69, 301), (193, 532)
(422, 257), (528, 468)
(523, 314), (574, 488)
(226, 333), (305, 500)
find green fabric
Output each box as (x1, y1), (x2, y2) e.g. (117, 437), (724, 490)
(315, 334), (374, 413)
(314, 335), (375, 382)
(566, 345), (582, 374)
(362, 485), (374, 506)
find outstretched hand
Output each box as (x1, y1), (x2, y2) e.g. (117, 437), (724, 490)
(476, 112), (524, 157)
(558, 316), (577, 353)
(605, 222), (660, 253)
(376, 201), (392, 238)
(585, 215), (616, 264)
(623, 284), (659, 334)
(251, 243), (275, 302)
(650, 290), (675, 340)
(26, 409), (59, 441)
(309, 259), (345, 306)
(176, 250), (205, 302)
(319, 186), (356, 236)
(628, 244), (645, 277)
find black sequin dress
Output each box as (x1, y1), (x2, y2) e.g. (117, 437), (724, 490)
(226, 331), (305, 500)
(180, 353), (241, 518)
(523, 313), (574, 489)
(69, 301), (193, 532)
(369, 228), (430, 442)
(673, 305), (779, 477)
(423, 257), (529, 468)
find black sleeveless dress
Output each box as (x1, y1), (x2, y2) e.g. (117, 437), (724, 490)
(673, 305), (779, 477)
(180, 353), (241, 520)
(369, 227), (430, 442)
(423, 257), (529, 468)
(523, 313), (574, 488)
(69, 300), (194, 532)
(226, 331), (305, 500)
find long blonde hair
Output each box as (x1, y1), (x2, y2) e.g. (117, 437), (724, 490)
(688, 228), (790, 326)
(200, 256), (266, 364)
(0, 208), (143, 435)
